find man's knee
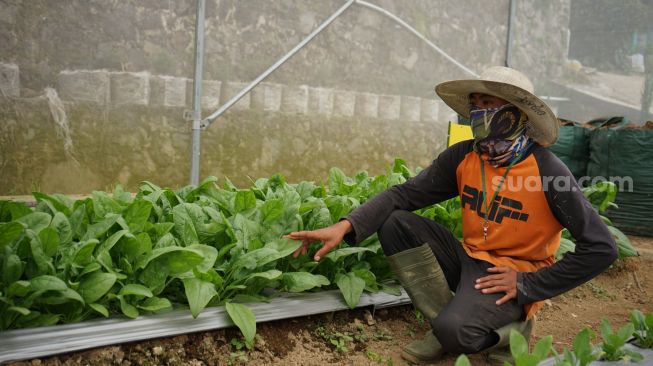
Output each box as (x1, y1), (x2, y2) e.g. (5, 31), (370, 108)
(378, 210), (419, 255)
(431, 313), (495, 354)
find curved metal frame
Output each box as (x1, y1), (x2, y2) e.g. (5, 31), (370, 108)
(190, 0), (479, 184)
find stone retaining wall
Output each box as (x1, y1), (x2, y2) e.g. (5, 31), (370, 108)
(48, 67), (449, 123)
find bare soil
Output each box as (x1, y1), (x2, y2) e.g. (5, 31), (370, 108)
(8, 237), (653, 366)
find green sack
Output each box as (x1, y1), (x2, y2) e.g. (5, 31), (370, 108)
(587, 125), (653, 236)
(549, 120), (590, 180)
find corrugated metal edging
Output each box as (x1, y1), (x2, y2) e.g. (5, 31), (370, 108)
(0, 289), (410, 363)
(539, 344), (653, 366)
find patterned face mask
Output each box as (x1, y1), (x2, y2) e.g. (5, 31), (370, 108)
(470, 104), (530, 166)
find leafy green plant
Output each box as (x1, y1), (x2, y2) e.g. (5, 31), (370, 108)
(330, 331), (353, 353)
(314, 323), (371, 354)
(598, 319), (643, 362)
(0, 159), (418, 340)
(0, 158), (641, 350)
(505, 329), (553, 366)
(226, 350), (248, 365)
(631, 310), (653, 348)
(366, 350), (394, 365)
(553, 328), (600, 366)
(373, 330), (393, 341)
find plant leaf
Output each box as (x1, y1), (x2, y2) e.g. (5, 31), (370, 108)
(282, 272), (329, 292)
(78, 272), (117, 303)
(88, 303), (109, 317)
(510, 329), (529, 358)
(138, 297), (172, 313)
(336, 272), (366, 309)
(123, 200), (152, 234)
(532, 335), (553, 360)
(0, 222), (25, 248)
(119, 284), (153, 298)
(17, 212), (52, 233)
(119, 296), (139, 318)
(225, 302), (256, 349)
(182, 277), (217, 318)
(323, 247), (374, 262)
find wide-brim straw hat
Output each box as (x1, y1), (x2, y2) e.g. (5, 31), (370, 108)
(435, 66), (559, 147)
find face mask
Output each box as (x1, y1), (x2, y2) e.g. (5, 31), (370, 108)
(469, 104), (529, 166)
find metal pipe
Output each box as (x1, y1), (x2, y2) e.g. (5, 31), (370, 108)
(505, 0), (516, 67)
(201, 0), (356, 128)
(190, 0), (206, 185)
(355, 0), (478, 77)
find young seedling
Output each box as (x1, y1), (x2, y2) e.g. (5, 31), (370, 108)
(505, 329), (553, 366)
(631, 310), (653, 348)
(330, 331), (354, 353)
(598, 319), (643, 362)
(366, 350), (394, 365)
(553, 328), (600, 366)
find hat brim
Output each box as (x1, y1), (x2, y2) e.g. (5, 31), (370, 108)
(435, 80), (559, 147)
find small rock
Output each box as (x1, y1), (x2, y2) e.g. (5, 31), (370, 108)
(364, 310), (376, 325)
(571, 313), (578, 318)
(152, 346), (163, 356)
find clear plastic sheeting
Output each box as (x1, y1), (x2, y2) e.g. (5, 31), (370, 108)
(0, 289), (410, 364)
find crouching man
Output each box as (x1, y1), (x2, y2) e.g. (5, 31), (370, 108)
(286, 66), (617, 363)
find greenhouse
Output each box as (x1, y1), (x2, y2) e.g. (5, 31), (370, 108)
(0, 1), (652, 365)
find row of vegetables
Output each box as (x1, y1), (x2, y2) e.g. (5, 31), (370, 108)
(456, 309), (653, 365)
(0, 159), (638, 348)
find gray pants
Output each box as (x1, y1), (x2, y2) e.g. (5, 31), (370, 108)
(378, 210), (524, 354)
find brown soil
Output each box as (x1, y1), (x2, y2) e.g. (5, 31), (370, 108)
(8, 238), (653, 366)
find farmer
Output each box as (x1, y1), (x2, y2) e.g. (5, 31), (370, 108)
(286, 66), (617, 363)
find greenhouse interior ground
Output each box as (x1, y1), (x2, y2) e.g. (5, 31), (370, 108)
(1, 0), (653, 365)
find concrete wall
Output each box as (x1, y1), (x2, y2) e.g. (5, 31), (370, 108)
(0, 0), (571, 194)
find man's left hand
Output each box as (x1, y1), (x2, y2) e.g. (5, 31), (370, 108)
(475, 266), (517, 305)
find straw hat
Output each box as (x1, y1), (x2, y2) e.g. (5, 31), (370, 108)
(435, 66), (559, 146)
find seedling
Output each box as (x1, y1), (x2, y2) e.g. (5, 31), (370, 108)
(227, 351), (248, 365)
(373, 330), (394, 341)
(505, 329), (553, 366)
(230, 337), (247, 351)
(553, 328), (600, 366)
(314, 325), (357, 353)
(366, 350), (394, 365)
(631, 310), (653, 348)
(598, 319), (643, 362)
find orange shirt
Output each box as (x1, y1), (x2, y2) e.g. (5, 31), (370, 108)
(456, 152), (563, 318)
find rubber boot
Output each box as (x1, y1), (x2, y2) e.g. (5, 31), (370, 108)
(387, 244), (453, 364)
(485, 318), (535, 365)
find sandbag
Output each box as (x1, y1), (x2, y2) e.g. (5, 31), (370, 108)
(587, 125), (653, 236)
(548, 120), (590, 180)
